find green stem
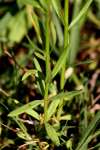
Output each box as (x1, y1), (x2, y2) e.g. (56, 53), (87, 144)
(44, 2), (50, 123)
(60, 0), (69, 90)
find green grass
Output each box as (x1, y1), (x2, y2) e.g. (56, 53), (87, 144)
(0, 0), (100, 149)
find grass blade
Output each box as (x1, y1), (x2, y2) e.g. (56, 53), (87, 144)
(69, 0), (93, 30)
(76, 111), (100, 150)
(79, 130), (100, 150)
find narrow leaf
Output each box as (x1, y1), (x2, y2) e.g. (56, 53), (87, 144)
(50, 90), (83, 102)
(52, 10), (63, 47)
(76, 111), (100, 150)
(69, 0), (93, 30)
(45, 123), (60, 146)
(31, 11), (42, 43)
(8, 100), (43, 117)
(26, 109), (40, 120)
(79, 130), (100, 150)
(51, 49), (68, 79)
(14, 117), (31, 140)
(74, 59), (95, 66)
(60, 114), (72, 121)
(8, 91), (83, 117)
(51, 0), (64, 24)
(33, 57), (45, 95)
(17, 130), (28, 140)
(47, 99), (60, 121)
(50, 20), (57, 46)
(33, 57), (42, 72)
(34, 51), (45, 60)
(22, 69), (36, 81)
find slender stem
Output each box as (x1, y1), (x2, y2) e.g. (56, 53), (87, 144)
(60, 0), (69, 90)
(44, 2), (50, 123)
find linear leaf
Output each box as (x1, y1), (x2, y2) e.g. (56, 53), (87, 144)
(26, 35), (44, 54)
(26, 109), (40, 120)
(74, 59), (95, 67)
(14, 117), (31, 140)
(60, 114), (72, 121)
(69, 0), (93, 30)
(8, 100), (43, 117)
(17, 130), (28, 140)
(33, 57), (42, 72)
(8, 91), (83, 117)
(50, 90), (83, 101)
(79, 130), (100, 150)
(22, 69), (36, 81)
(51, 49), (68, 79)
(47, 99), (60, 121)
(31, 11), (42, 43)
(51, 0), (64, 24)
(50, 20), (57, 46)
(52, 10), (63, 47)
(45, 123), (60, 146)
(76, 111), (100, 150)
(34, 51), (45, 60)
(33, 57), (45, 95)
